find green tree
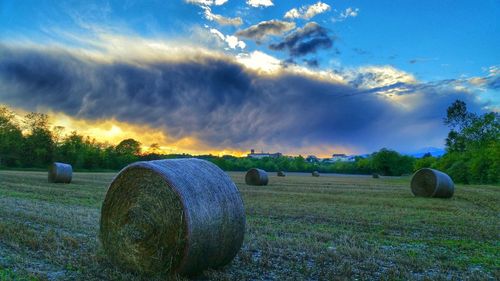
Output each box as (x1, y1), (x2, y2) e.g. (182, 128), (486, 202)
(444, 100), (474, 152)
(116, 138), (141, 155)
(293, 155), (306, 172)
(438, 100), (499, 184)
(115, 138), (141, 168)
(21, 112), (54, 167)
(0, 106), (23, 166)
(414, 156), (437, 171)
(371, 148), (414, 176)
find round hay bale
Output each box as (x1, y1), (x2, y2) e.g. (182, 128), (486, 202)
(245, 168), (268, 186)
(48, 162), (72, 183)
(312, 171), (320, 177)
(100, 158), (245, 276)
(372, 173), (380, 179)
(411, 168), (454, 198)
(277, 171), (286, 177)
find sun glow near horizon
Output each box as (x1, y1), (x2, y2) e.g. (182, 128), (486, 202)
(5, 105), (353, 158)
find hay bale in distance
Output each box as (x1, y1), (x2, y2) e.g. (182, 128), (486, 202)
(277, 171), (286, 177)
(372, 173), (380, 179)
(100, 158), (246, 276)
(245, 168), (268, 186)
(312, 171), (320, 177)
(48, 162), (72, 183)
(411, 168), (454, 198)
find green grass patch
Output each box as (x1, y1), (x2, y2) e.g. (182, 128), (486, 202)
(0, 170), (498, 280)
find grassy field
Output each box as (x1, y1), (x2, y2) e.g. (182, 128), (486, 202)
(0, 170), (498, 281)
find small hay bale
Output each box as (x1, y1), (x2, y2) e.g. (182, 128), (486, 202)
(312, 171), (320, 177)
(245, 168), (268, 186)
(372, 173), (380, 179)
(100, 158), (245, 276)
(277, 171), (286, 177)
(411, 168), (454, 198)
(48, 162), (72, 183)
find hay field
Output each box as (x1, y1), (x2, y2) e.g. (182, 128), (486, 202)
(0, 170), (498, 280)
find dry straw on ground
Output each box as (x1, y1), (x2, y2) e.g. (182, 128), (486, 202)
(100, 158), (246, 276)
(48, 162), (72, 183)
(411, 168), (454, 198)
(312, 171), (320, 177)
(245, 168), (269, 186)
(277, 171), (286, 177)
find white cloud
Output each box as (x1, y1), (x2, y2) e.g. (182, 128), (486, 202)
(235, 20), (296, 41)
(467, 65), (500, 90)
(246, 0), (273, 8)
(225, 35), (246, 49)
(284, 8), (301, 19)
(186, 0), (228, 6)
(341, 7), (359, 18)
(284, 1), (331, 20)
(209, 28), (225, 40)
(341, 65), (417, 101)
(236, 51), (281, 73)
(334, 7), (359, 22)
(487, 65), (499, 76)
(186, 0), (211, 5)
(203, 7), (242, 26)
(210, 28), (246, 49)
(344, 65), (416, 89)
(235, 51), (347, 84)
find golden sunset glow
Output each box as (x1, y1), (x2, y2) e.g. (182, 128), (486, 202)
(8, 105), (353, 158)
(48, 112), (251, 156)
(48, 112), (353, 157)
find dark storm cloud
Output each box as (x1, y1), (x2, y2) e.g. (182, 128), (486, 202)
(235, 20), (295, 41)
(0, 44), (486, 152)
(269, 22), (333, 57)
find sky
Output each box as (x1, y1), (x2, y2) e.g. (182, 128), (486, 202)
(0, 0), (498, 157)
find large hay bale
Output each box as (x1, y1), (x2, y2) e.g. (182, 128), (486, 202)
(48, 162), (72, 183)
(411, 168), (454, 198)
(245, 168), (268, 186)
(100, 158), (245, 276)
(312, 171), (320, 177)
(277, 171), (286, 177)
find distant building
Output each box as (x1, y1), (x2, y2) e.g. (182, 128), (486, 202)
(306, 155), (319, 163)
(247, 149), (282, 159)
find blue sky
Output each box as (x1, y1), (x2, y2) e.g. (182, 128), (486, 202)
(2, 0), (498, 80)
(0, 0), (498, 155)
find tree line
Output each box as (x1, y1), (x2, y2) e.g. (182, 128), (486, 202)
(413, 100), (499, 184)
(0, 101), (498, 184)
(0, 108), (143, 171)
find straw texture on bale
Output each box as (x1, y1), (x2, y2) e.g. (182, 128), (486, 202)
(277, 171), (286, 177)
(100, 158), (245, 276)
(245, 168), (268, 186)
(411, 168), (454, 198)
(48, 162), (72, 183)
(312, 171), (320, 177)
